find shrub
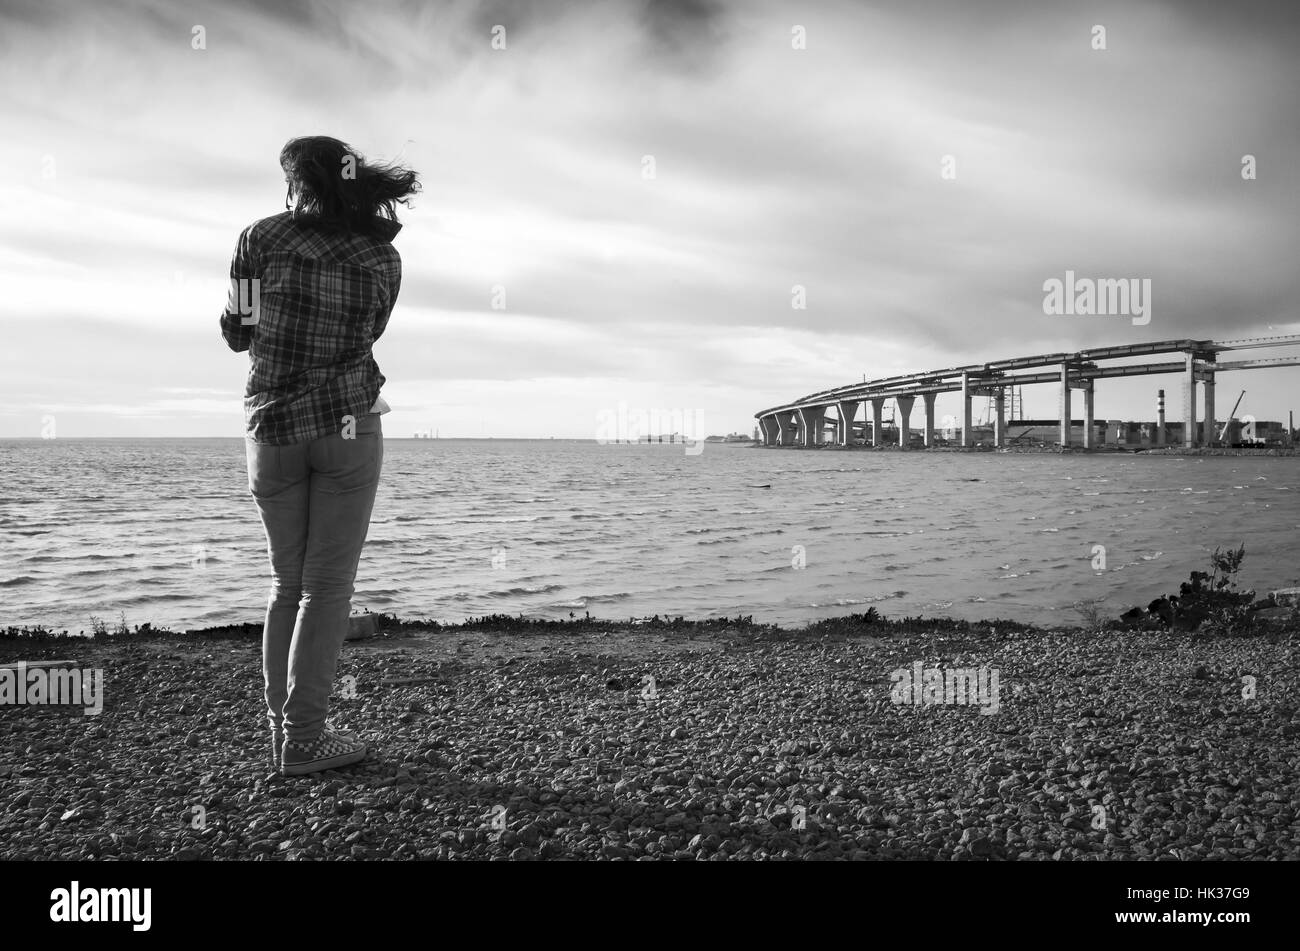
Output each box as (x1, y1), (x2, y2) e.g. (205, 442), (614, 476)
(1179, 545), (1255, 636)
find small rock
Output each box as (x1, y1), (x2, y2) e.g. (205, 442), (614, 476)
(345, 614), (379, 641)
(1269, 587), (1300, 607)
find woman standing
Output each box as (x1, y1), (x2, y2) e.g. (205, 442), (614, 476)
(221, 136), (419, 775)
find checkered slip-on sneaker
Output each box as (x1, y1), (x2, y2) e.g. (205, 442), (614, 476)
(281, 728), (368, 776)
(270, 721), (357, 770)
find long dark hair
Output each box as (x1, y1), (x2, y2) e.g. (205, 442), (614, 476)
(280, 136), (420, 235)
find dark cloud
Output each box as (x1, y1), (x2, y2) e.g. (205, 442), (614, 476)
(637, 0), (728, 67)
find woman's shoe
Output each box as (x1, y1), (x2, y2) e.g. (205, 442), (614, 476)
(281, 728), (368, 776)
(271, 721), (357, 771)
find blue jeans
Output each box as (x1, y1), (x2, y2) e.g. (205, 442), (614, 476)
(245, 413), (383, 744)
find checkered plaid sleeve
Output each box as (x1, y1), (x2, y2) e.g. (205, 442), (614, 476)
(373, 257), (401, 341)
(220, 224), (258, 352)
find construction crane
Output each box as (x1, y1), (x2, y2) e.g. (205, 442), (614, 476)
(979, 387), (1023, 426)
(1219, 390), (1246, 443)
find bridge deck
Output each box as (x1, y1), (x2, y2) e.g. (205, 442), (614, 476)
(756, 335), (1300, 417)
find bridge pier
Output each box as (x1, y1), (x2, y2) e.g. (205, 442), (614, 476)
(798, 407), (825, 447)
(1082, 381), (1095, 449)
(1183, 353), (1197, 448)
(870, 398), (885, 446)
(993, 388), (1006, 448)
(922, 393), (937, 447)
(776, 411), (798, 446)
(960, 372), (973, 447)
(1203, 374), (1216, 446)
(1059, 361), (1072, 447)
(758, 415), (778, 446)
(836, 399), (861, 446)
(896, 396), (915, 450)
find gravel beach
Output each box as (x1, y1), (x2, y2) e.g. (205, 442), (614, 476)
(2, 616), (1297, 861)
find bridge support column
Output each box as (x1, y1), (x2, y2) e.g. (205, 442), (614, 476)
(758, 415), (778, 446)
(870, 398), (885, 446)
(895, 396), (915, 450)
(1203, 375), (1216, 446)
(961, 372), (973, 448)
(922, 393), (937, 447)
(1156, 389), (1166, 447)
(777, 411), (797, 446)
(1082, 381), (1095, 449)
(797, 407), (825, 447)
(836, 399), (860, 446)
(1059, 362), (1072, 447)
(993, 388), (1006, 448)
(1184, 352), (1197, 448)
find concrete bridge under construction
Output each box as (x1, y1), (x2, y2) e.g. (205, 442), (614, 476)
(754, 336), (1300, 449)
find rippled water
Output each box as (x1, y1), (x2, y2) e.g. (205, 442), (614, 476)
(2, 438), (1298, 632)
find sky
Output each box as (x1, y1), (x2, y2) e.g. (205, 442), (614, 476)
(2, 0), (1298, 438)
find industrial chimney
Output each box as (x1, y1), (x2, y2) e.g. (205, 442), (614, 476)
(1156, 389), (1166, 447)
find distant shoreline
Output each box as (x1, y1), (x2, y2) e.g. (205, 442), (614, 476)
(755, 444), (1300, 456)
(7, 597), (1298, 641)
(6, 612), (1022, 641)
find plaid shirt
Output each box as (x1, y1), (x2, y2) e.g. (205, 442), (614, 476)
(221, 211), (402, 445)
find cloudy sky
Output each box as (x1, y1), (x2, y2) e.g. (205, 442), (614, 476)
(2, 0), (1297, 438)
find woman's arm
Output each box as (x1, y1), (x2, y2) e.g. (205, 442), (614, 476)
(220, 224), (258, 352)
(372, 254), (401, 342)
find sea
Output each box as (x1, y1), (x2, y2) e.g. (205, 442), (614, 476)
(2, 438), (1298, 633)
